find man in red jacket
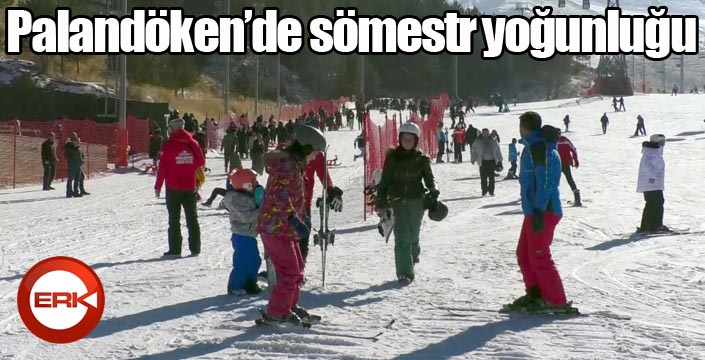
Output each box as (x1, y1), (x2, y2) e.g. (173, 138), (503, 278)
(155, 118), (207, 257)
(301, 151), (343, 263)
(557, 132), (581, 206)
(452, 124), (465, 163)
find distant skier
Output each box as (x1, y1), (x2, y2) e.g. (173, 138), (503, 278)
(250, 133), (266, 175)
(633, 115), (647, 137)
(223, 168), (265, 296)
(637, 134), (669, 233)
(505, 138), (519, 180)
(600, 113), (609, 134)
(491, 129), (501, 144)
(436, 122), (447, 164)
(471, 128), (503, 197)
(41, 132), (58, 191)
(221, 127), (240, 172)
(505, 111), (570, 312)
(256, 124), (327, 326)
(618, 97), (626, 112)
(557, 131), (581, 206)
(452, 124), (465, 163)
(612, 97), (619, 112)
(375, 122), (439, 286)
(672, 84), (679, 96)
(563, 115), (570, 133)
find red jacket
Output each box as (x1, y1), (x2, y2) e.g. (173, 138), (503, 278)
(155, 129), (206, 191)
(452, 128), (465, 144)
(304, 152), (334, 208)
(557, 135), (579, 167)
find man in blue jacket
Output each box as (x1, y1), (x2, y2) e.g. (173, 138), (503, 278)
(507, 111), (569, 312)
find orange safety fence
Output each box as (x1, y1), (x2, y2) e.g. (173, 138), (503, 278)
(0, 130), (108, 189)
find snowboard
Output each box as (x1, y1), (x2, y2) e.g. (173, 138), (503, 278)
(369, 168), (395, 243)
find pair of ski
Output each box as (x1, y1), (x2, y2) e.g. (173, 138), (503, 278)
(262, 146), (336, 290)
(431, 302), (630, 320)
(254, 308), (321, 329)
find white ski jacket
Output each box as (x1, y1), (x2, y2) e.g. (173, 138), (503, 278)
(636, 143), (665, 193)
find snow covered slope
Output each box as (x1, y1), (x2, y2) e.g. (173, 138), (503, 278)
(2, 94), (705, 359)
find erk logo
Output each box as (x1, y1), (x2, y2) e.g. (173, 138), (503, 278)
(17, 257), (105, 344)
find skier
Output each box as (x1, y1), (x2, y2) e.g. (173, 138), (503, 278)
(353, 131), (365, 162)
(634, 115), (646, 137)
(557, 131), (581, 206)
(374, 122), (439, 286)
(452, 124), (465, 163)
(224, 168), (265, 296)
(491, 129), (501, 144)
(672, 84), (679, 96)
(237, 127), (248, 159)
(600, 113), (609, 134)
(194, 125), (210, 173)
(41, 132), (57, 191)
(563, 115), (570, 133)
(156, 118), (206, 257)
(636, 134), (668, 233)
(65, 132), (90, 198)
(436, 122), (447, 164)
(506, 111), (570, 312)
(612, 97), (619, 112)
(618, 97), (626, 112)
(471, 128), (503, 196)
(221, 127), (239, 172)
(505, 138), (519, 180)
(256, 124), (326, 326)
(250, 133), (266, 175)
(147, 129), (163, 173)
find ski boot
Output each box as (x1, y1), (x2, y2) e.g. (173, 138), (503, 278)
(292, 305), (321, 323)
(255, 309), (311, 328)
(573, 190), (582, 207)
(244, 280), (263, 295)
(501, 286), (541, 312)
(398, 276), (413, 287)
(524, 299), (580, 315)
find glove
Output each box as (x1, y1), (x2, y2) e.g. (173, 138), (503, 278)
(428, 189), (440, 200)
(289, 214), (310, 238)
(532, 210), (545, 233)
(327, 186), (344, 212)
(574, 161), (580, 169)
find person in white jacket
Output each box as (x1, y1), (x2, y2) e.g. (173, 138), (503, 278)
(471, 128), (504, 196)
(637, 134), (667, 233)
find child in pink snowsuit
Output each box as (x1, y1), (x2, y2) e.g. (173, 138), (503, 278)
(256, 143), (314, 322)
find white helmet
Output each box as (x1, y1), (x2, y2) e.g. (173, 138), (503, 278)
(399, 122), (420, 137)
(650, 134), (666, 146)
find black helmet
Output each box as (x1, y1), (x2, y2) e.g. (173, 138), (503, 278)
(427, 201), (448, 222)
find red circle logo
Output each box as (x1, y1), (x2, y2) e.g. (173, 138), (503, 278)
(17, 257), (105, 344)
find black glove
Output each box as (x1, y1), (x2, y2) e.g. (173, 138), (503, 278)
(327, 186), (344, 212)
(428, 189), (440, 200)
(532, 210), (544, 233)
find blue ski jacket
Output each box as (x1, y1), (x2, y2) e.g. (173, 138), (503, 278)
(519, 128), (563, 216)
(508, 143), (518, 162)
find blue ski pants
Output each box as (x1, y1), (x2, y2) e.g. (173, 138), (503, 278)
(227, 234), (262, 293)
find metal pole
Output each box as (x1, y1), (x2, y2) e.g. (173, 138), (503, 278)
(681, 55), (685, 94)
(255, 55), (259, 116)
(224, 0), (230, 117)
(642, 56), (646, 93)
(361, 55), (365, 104)
(662, 61), (666, 92)
(454, 55), (458, 97)
(277, 53), (281, 120)
(118, 0), (127, 130)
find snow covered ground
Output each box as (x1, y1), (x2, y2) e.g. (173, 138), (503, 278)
(2, 94), (705, 359)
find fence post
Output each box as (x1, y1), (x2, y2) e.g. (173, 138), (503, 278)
(13, 131), (16, 188)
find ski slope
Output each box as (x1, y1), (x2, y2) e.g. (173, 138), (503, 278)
(2, 94), (705, 359)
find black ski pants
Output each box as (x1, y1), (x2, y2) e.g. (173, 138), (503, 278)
(206, 187), (227, 204)
(43, 163), (55, 190)
(561, 165), (578, 193)
(436, 142), (445, 163)
(602, 124), (608, 134)
(454, 142), (463, 162)
(641, 191), (664, 231)
(166, 189), (201, 254)
(480, 160), (496, 195)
